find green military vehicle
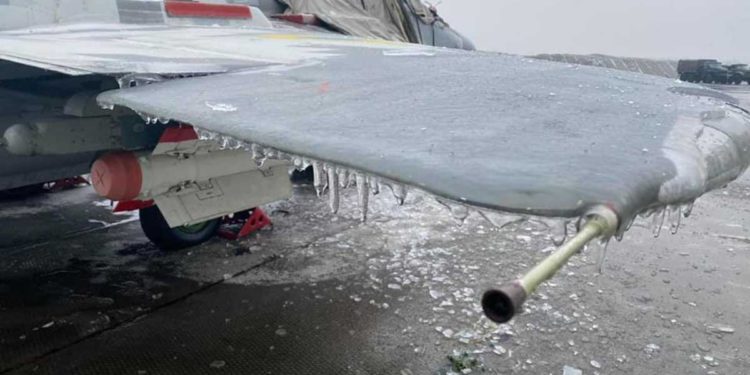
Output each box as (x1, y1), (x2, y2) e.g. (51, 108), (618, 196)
(678, 59), (731, 84)
(727, 64), (750, 84)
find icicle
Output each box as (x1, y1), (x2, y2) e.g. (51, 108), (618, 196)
(651, 207), (666, 238)
(312, 161), (326, 197)
(220, 136), (230, 149)
(356, 173), (369, 222)
(327, 165), (340, 214)
(478, 210), (524, 229)
(614, 217), (633, 242)
(346, 172), (357, 188)
(369, 176), (380, 195)
(625, 217), (634, 231)
(338, 169), (349, 188)
(250, 144), (264, 160)
(595, 238), (611, 274)
(682, 201), (694, 218)
(301, 158), (311, 170)
(390, 183), (407, 205)
(548, 219), (568, 246)
(668, 205), (681, 234)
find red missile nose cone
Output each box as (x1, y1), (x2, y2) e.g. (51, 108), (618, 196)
(91, 151), (142, 201)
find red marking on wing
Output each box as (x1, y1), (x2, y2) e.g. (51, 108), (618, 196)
(165, 1), (252, 19)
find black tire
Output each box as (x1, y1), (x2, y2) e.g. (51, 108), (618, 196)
(0, 183), (46, 200)
(290, 165), (314, 183)
(139, 205), (220, 250)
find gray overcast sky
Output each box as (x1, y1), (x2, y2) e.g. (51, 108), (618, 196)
(436, 0), (750, 62)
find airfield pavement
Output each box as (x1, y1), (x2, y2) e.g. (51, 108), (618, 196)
(0, 87), (749, 375)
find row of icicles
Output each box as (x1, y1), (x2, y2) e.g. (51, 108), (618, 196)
(111, 97), (698, 273)
(194, 127), (697, 240)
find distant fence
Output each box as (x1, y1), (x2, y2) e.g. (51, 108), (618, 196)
(533, 54), (678, 79)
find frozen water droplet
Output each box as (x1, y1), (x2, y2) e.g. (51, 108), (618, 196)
(652, 207), (666, 238)
(292, 157), (303, 171)
(312, 161), (327, 197)
(368, 176), (380, 195)
(668, 205), (681, 234)
(356, 173), (369, 222)
(327, 166), (340, 214)
(682, 201), (694, 218)
(390, 183), (407, 205)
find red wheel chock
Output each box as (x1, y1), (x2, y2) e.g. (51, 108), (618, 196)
(217, 208), (272, 240)
(48, 176), (90, 192)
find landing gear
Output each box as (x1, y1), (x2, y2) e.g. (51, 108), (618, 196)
(0, 183), (46, 200)
(139, 205), (221, 250)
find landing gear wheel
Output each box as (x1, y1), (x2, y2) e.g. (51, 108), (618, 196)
(0, 183), (46, 200)
(139, 205), (220, 250)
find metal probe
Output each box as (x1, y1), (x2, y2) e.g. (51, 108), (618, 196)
(482, 205), (619, 323)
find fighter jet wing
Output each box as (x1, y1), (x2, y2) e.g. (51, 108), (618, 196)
(2, 23), (748, 225)
(97, 45), (750, 224)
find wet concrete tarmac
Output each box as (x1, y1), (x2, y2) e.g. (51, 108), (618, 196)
(1, 90), (750, 375)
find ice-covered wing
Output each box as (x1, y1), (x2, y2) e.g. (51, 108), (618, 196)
(0, 23), (414, 75)
(98, 47), (750, 222)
